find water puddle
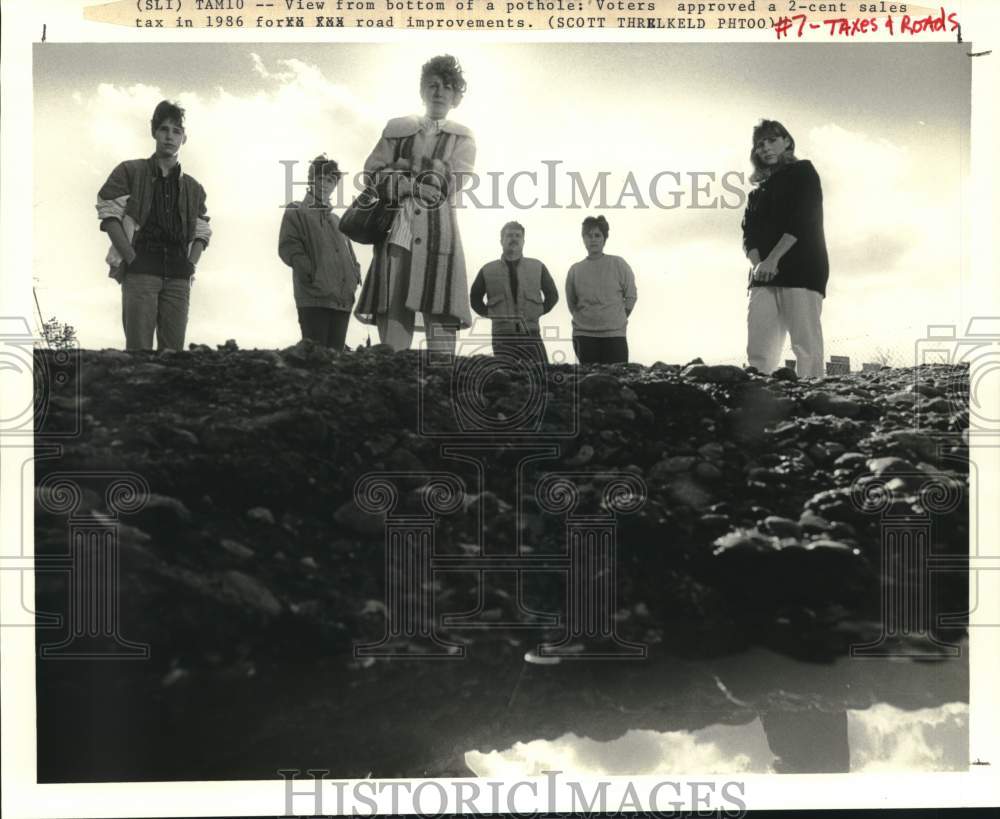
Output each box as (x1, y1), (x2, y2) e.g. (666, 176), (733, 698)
(466, 702), (969, 775)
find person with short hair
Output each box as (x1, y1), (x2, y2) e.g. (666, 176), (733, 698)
(354, 54), (476, 356)
(278, 155), (361, 350)
(564, 215), (637, 365)
(469, 221), (559, 359)
(741, 119), (829, 378)
(96, 100), (212, 351)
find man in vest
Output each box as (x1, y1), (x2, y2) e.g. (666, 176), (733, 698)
(469, 221), (559, 360)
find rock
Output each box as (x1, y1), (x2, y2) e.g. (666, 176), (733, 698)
(220, 539), (254, 559)
(300, 556), (319, 570)
(761, 516), (803, 539)
(682, 363), (749, 383)
(667, 476), (713, 510)
(681, 364), (709, 380)
(565, 444), (595, 467)
(694, 462), (723, 481)
(885, 391), (917, 406)
(281, 339), (337, 367)
(824, 442), (846, 460)
(712, 529), (779, 557)
(803, 539), (861, 557)
(246, 507), (276, 525)
(803, 488), (863, 522)
(884, 429), (944, 461)
(807, 443), (832, 464)
(833, 452), (867, 470)
(629, 380), (720, 416)
(799, 510), (834, 533)
(333, 500), (387, 536)
(698, 442), (726, 461)
(803, 392), (861, 418)
(579, 372), (620, 398)
(220, 570), (282, 617)
(650, 456), (697, 480)
(922, 397), (952, 414)
(771, 366), (798, 382)
(384, 447), (426, 473)
(907, 381), (944, 398)
(366, 433), (397, 457)
(867, 456), (915, 478)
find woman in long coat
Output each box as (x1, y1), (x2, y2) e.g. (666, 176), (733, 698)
(354, 54), (476, 355)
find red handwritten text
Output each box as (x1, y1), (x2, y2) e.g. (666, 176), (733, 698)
(774, 6), (959, 39)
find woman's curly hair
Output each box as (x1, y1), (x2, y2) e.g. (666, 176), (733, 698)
(749, 119), (797, 185)
(420, 54), (467, 105)
(582, 215), (610, 239)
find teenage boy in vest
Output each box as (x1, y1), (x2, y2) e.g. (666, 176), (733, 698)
(96, 100), (212, 351)
(469, 221), (559, 359)
(278, 155), (361, 350)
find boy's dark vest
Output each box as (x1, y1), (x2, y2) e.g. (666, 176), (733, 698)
(482, 257), (544, 335)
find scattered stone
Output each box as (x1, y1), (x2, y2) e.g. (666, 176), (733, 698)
(333, 500), (387, 536)
(220, 539), (254, 560)
(803, 392), (861, 418)
(246, 507), (276, 525)
(799, 510), (834, 533)
(667, 476), (713, 510)
(867, 456), (915, 478)
(771, 366), (798, 382)
(698, 442), (725, 460)
(524, 650), (561, 665)
(579, 372), (620, 398)
(833, 452), (867, 470)
(565, 444), (595, 467)
(761, 516), (803, 539)
(366, 433), (397, 457)
(694, 462), (723, 481)
(803, 539), (861, 557)
(712, 529), (779, 557)
(682, 363), (749, 383)
(220, 570), (282, 617)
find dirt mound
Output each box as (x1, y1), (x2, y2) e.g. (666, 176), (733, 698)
(33, 345), (970, 671)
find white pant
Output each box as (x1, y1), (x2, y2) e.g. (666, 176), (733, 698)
(746, 286), (825, 378)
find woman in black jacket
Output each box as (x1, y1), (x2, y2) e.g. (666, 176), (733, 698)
(741, 119), (829, 378)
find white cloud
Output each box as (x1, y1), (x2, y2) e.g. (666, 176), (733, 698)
(848, 702), (969, 772)
(465, 723), (771, 778)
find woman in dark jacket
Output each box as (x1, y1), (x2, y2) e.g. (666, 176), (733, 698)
(741, 119), (829, 378)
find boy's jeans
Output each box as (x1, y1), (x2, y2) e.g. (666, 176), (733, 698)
(122, 274), (191, 351)
(746, 285), (824, 378)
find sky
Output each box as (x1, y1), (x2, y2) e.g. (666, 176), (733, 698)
(32, 42), (970, 366)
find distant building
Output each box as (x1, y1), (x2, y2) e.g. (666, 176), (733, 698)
(784, 359), (797, 372)
(826, 355), (851, 375)
(862, 362), (884, 372)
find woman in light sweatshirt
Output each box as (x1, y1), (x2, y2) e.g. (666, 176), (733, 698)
(564, 215), (637, 364)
